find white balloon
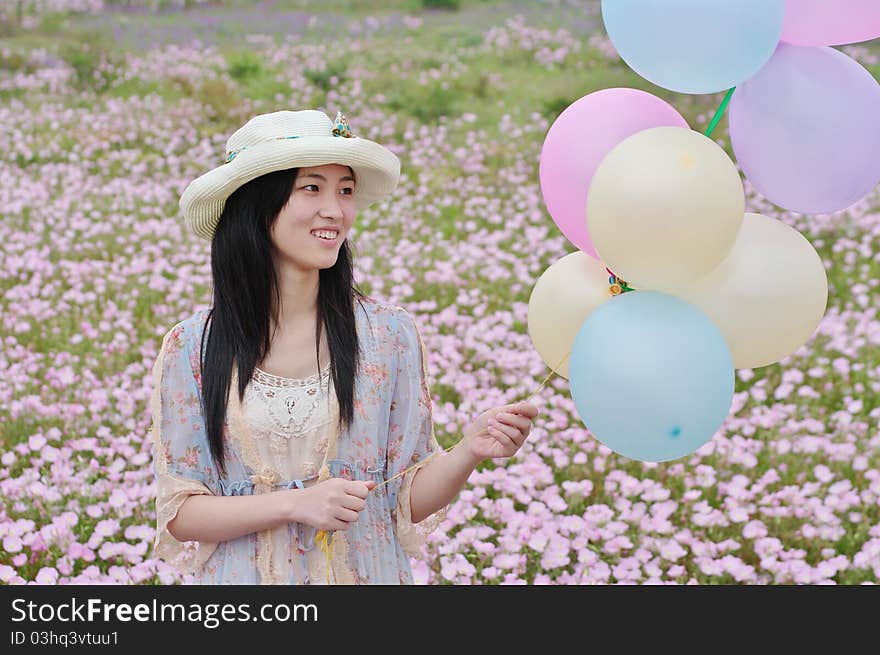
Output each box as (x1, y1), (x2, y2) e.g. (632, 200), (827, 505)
(528, 251), (613, 379)
(587, 126), (744, 291)
(675, 213), (828, 369)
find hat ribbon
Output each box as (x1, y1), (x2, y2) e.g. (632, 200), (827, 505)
(224, 135), (301, 164)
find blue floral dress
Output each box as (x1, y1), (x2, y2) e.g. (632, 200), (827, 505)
(149, 297), (446, 584)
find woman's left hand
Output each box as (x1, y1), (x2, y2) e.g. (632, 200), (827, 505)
(462, 401), (540, 462)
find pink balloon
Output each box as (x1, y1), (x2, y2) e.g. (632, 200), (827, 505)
(781, 0), (880, 46)
(539, 88), (688, 258)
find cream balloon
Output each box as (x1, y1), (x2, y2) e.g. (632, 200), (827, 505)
(527, 251), (612, 379)
(675, 213), (828, 369)
(586, 126), (744, 291)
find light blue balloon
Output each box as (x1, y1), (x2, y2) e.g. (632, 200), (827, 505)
(601, 0), (785, 94)
(569, 291), (734, 462)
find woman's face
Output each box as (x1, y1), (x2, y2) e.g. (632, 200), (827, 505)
(270, 163), (357, 272)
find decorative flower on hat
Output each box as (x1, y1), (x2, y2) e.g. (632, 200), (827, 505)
(332, 111), (354, 138)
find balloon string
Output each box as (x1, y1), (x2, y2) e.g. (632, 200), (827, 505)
(313, 349), (570, 584)
(372, 348), (570, 493)
(315, 529), (333, 585)
(704, 87), (735, 137)
(386, 270), (623, 490)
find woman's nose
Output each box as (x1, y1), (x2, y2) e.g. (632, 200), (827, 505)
(320, 193), (344, 219)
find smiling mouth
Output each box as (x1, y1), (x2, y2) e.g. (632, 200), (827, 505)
(311, 230), (339, 242)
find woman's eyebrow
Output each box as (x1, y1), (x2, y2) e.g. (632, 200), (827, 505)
(300, 173), (356, 183)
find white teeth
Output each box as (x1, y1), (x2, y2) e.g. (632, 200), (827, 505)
(312, 230), (338, 240)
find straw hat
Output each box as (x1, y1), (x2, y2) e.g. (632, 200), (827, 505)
(179, 109), (401, 241)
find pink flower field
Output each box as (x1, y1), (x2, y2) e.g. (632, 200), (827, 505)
(0, 0), (878, 585)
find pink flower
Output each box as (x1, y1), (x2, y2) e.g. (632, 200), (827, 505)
(28, 434), (47, 451)
(501, 574), (527, 585)
(659, 540), (687, 562)
(814, 465), (834, 483)
(742, 520), (768, 539)
(541, 542), (570, 570)
(0, 564), (15, 582)
(728, 506), (750, 523)
(35, 567), (59, 585)
(410, 559), (431, 585)
(68, 542), (96, 562)
(527, 532), (548, 552)
(667, 565), (685, 578)
(56, 556), (73, 576)
(481, 566), (499, 579)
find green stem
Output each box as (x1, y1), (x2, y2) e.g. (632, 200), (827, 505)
(704, 87), (735, 137)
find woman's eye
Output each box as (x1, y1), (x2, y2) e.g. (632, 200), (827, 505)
(302, 185), (354, 194)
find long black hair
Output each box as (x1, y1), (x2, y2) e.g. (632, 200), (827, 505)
(199, 166), (367, 476)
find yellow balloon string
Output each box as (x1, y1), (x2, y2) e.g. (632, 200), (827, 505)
(312, 349), (571, 584)
(315, 529), (333, 585)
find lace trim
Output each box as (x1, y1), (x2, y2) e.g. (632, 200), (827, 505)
(228, 366), (283, 585)
(253, 363), (331, 387)
(396, 462), (447, 558)
(246, 373), (334, 440)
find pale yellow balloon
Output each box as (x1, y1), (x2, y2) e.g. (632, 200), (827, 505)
(675, 213), (828, 369)
(527, 251), (612, 379)
(586, 126), (744, 291)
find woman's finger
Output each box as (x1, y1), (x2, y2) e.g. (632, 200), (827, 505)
(511, 402), (539, 419)
(341, 495), (367, 513)
(488, 422), (518, 450)
(495, 412), (530, 431)
(345, 480), (372, 499)
(494, 416), (528, 446)
(334, 508), (360, 524)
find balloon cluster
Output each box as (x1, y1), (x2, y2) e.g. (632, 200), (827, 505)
(529, 1), (880, 462)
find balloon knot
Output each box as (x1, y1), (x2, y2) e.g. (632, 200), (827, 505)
(606, 267), (635, 296)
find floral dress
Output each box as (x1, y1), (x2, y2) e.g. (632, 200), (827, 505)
(149, 297), (447, 584)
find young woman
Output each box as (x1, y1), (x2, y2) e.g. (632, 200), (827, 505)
(150, 109), (540, 584)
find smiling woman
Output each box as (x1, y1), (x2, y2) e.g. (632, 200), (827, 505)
(149, 108), (540, 585)
(273, 164), (356, 266)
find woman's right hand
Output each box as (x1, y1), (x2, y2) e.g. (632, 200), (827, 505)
(288, 478), (376, 531)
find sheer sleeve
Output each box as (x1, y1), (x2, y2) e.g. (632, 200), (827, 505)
(149, 320), (220, 575)
(386, 309), (447, 558)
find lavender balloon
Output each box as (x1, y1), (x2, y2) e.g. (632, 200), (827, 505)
(730, 43), (880, 214)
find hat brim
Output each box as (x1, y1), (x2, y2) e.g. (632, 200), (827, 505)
(179, 136), (401, 241)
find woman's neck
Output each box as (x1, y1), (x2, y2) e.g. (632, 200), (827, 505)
(272, 265), (320, 334)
